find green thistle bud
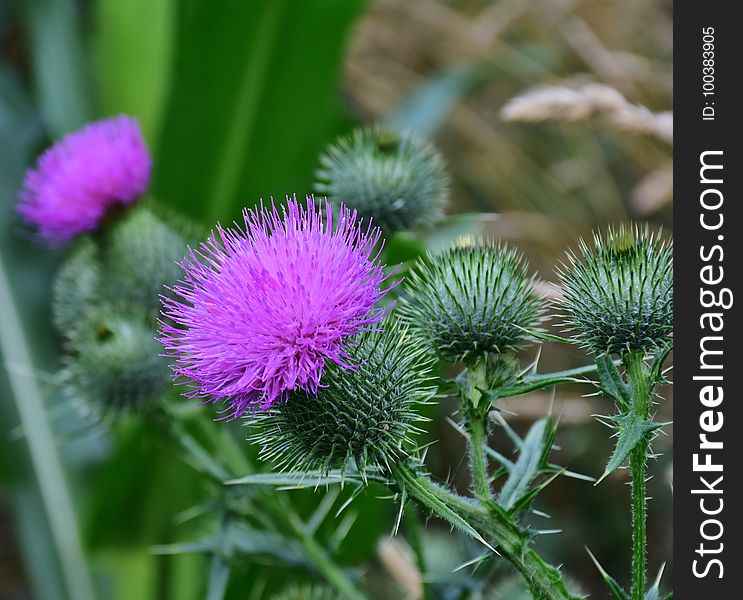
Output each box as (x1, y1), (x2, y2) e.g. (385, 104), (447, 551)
(398, 238), (544, 363)
(100, 206), (189, 314)
(52, 238), (100, 340)
(556, 224), (673, 355)
(249, 327), (436, 474)
(65, 306), (168, 414)
(315, 126), (449, 233)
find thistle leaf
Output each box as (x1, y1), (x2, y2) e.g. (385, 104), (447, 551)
(507, 471), (563, 517)
(488, 375), (584, 401)
(586, 547), (629, 600)
(596, 354), (631, 411)
(644, 562), (668, 600)
(649, 345), (673, 384)
(499, 419), (551, 509)
(206, 555), (231, 600)
(224, 470), (379, 489)
(596, 415), (663, 484)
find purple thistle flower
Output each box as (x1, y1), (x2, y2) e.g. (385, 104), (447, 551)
(17, 115), (151, 244)
(160, 196), (395, 420)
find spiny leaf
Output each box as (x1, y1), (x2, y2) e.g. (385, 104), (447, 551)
(644, 562), (667, 600)
(397, 464), (499, 555)
(596, 415), (663, 484)
(586, 547), (629, 600)
(649, 345), (673, 384)
(508, 471), (563, 517)
(227, 524), (306, 566)
(499, 419), (550, 509)
(206, 555), (231, 600)
(486, 375), (585, 401)
(645, 589), (660, 600)
(596, 354), (631, 411)
(529, 330), (578, 345)
(224, 470), (374, 489)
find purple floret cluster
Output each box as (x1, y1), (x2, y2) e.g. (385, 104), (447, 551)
(160, 196), (393, 419)
(17, 115), (151, 244)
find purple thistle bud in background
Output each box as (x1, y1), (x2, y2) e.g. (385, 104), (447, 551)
(17, 115), (151, 244)
(160, 196), (394, 420)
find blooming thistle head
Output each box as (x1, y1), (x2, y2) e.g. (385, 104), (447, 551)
(17, 115), (151, 244)
(249, 326), (435, 474)
(160, 196), (394, 420)
(556, 224), (673, 356)
(398, 238), (544, 363)
(315, 126), (449, 233)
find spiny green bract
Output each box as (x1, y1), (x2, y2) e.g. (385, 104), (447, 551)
(556, 224), (673, 356)
(100, 206), (190, 314)
(315, 126), (449, 233)
(398, 238), (544, 363)
(249, 327), (436, 474)
(52, 238), (100, 341)
(65, 306), (169, 414)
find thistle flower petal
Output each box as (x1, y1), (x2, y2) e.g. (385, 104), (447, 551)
(17, 115), (151, 244)
(160, 196), (394, 419)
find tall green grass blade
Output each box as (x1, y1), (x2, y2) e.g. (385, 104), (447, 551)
(153, 0), (366, 224)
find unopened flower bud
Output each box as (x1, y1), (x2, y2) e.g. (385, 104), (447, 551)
(316, 127), (448, 233)
(556, 224), (672, 355)
(399, 239), (544, 363)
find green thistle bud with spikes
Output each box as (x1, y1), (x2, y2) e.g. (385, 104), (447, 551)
(315, 126), (449, 233)
(51, 238), (100, 341)
(398, 238), (544, 363)
(65, 306), (169, 414)
(249, 326), (436, 474)
(101, 206), (191, 315)
(556, 224), (673, 356)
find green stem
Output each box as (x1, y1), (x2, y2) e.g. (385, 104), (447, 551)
(467, 409), (492, 501)
(393, 462), (579, 600)
(624, 352), (652, 600)
(462, 363), (492, 500)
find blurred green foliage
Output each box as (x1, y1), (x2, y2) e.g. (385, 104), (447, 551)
(2, 1), (374, 598)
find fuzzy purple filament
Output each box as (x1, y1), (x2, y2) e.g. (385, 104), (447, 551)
(17, 115), (151, 244)
(160, 196), (394, 420)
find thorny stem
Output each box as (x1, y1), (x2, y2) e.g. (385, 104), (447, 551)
(393, 462), (580, 600)
(467, 408), (492, 501)
(624, 351), (652, 600)
(462, 363), (493, 501)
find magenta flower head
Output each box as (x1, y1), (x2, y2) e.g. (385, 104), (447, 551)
(159, 195), (395, 420)
(17, 115), (151, 244)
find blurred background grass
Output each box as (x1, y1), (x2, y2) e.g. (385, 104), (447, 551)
(1, 0), (672, 598)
